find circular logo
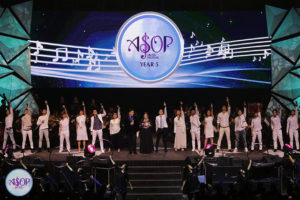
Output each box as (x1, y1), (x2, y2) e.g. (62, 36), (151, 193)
(5, 169), (33, 197)
(116, 12), (184, 82)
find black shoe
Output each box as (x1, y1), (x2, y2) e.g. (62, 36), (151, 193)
(129, 151), (132, 154)
(155, 149), (158, 152)
(259, 150), (262, 153)
(21, 149), (25, 153)
(216, 149), (220, 153)
(274, 149), (277, 152)
(133, 152), (137, 154)
(31, 149), (34, 153)
(164, 149), (168, 152)
(38, 148), (41, 153)
(228, 149), (233, 152)
(47, 148), (51, 152)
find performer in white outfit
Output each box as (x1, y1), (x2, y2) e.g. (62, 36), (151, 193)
(190, 102), (201, 151)
(174, 101), (186, 151)
(204, 104), (214, 149)
(90, 104), (106, 153)
(250, 105), (263, 151)
(287, 102), (299, 150)
(109, 105), (121, 153)
(271, 105), (283, 152)
(233, 103), (248, 153)
(21, 102), (34, 153)
(155, 102), (168, 152)
(59, 105), (70, 153)
(2, 100), (16, 150)
(76, 102), (88, 152)
(217, 97), (231, 152)
(37, 100), (50, 152)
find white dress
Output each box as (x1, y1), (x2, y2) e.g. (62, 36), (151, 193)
(76, 115), (88, 141)
(204, 116), (214, 138)
(174, 112), (187, 149)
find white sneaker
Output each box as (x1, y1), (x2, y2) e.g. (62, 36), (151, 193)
(233, 148), (238, 153)
(101, 150), (105, 153)
(245, 148), (248, 153)
(59, 150), (63, 153)
(192, 149), (195, 152)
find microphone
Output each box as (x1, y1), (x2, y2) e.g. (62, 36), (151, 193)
(66, 162), (73, 172)
(20, 160), (28, 170)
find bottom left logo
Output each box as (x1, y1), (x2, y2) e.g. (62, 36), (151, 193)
(5, 168), (33, 197)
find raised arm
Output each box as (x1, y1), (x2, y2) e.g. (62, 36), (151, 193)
(257, 104), (261, 119)
(226, 97), (231, 116)
(45, 100), (50, 117)
(62, 105), (69, 118)
(100, 104), (106, 117)
(243, 102), (247, 118)
(295, 102), (298, 116)
(180, 101), (184, 119)
(210, 103), (214, 117)
(194, 102), (200, 116)
(117, 105), (121, 120)
(27, 101), (31, 116)
(82, 101), (86, 116)
(163, 101), (167, 118)
(8, 99), (13, 117)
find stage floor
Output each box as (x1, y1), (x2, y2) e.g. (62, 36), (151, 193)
(12, 148), (288, 162)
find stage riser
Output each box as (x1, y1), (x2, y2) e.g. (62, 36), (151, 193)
(127, 194), (183, 200)
(131, 180), (182, 187)
(128, 173), (182, 180)
(116, 160), (184, 166)
(128, 166), (182, 173)
(128, 187), (181, 193)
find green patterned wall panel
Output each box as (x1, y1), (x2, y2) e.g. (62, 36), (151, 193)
(11, 91), (27, 109)
(266, 96), (282, 116)
(271, 50), (294, 85)
(273, 8), (300, 40)
(9, 49), (31, 83)
(0, 8), (29, 39)
(273, 73), (300, 100)
(0, 35), (29, 63)
(293, 68), (300, 76)
(273, 93), (295, 110)
(0, 7), (4, 16)
(0, 74), (31, 100)
(15, 93), (39, 115)
(265, 5), (287, 36)
(296, 58), (300, 67)
(271, 36), (300, 63)
(11, 1), (33, 34)
(0, 67), (12, 78)
(0, 54), (7, 65)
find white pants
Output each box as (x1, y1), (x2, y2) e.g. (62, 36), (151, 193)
(92, 129), (104, 152)
(191, 129), (200, 150)
(22, 130), (33, 149)
(272, 129), (283, 150)
(251, 130), (262, 150)
(217, 127), (231, 150)
(39, 129), (50, 148)
(60, 131), (70, 152)
(289, 129), (299, 149)
(2, 129), (16, 150)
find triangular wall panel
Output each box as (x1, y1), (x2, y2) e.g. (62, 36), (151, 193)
(9, 49), (31, 83)
(271, 36), (300, 63)
(265, 5), (287, 36)
(271, 50), (294, 85)
(0, 67), (13, 78)
(273, 73), (300, 100)
(0, 74), (31, 100)
(11, 1), (33, 34)
(273, 8), (300, 40)
(0, 8), (29, 39)
(0, 35), (29, 63)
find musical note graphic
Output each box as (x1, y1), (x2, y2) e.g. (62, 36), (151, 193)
(195, 40), (199, 46)
(263, 50), (270, 59)
(205, 45), (214, 58)
(53, 48), (68, 62)
(229, 49), (234, 59)
(258, 57), (261, 62)
(190, 31), (196, 39)
(72, 50), (84, 64)
(86, 47), (98, 71)
(32, 41), (43, 64)
(252, 56), (257, 62)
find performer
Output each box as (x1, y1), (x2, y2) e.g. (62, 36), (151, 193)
(139, 112), (154, 154)
(59, 105), (70, 153)
(174, 101), (186, 151)
(181, 163), (201, 200)
(109, 155), (133, 200)
(37, 100), (50, 152)
(76, 101), (88, 153)
(2, 100), (16, 150)
(109, 105), (121, 153)
(271, 105), (283, 152)
(189, 102), (201, 151)
(90, 104), (106, 153)
(155, 102), (168, 152)
(125, 109), (138, 154)
(287, 102), (299, 150)
(233, 102), (248, 153)
(204, 104), (214, 149)
(217, 97), (231, 152)
(21, 101), (34, 153)
(250, 105), (263, 151)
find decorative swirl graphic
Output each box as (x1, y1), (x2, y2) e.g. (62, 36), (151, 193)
(140, 33), (150, 59)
